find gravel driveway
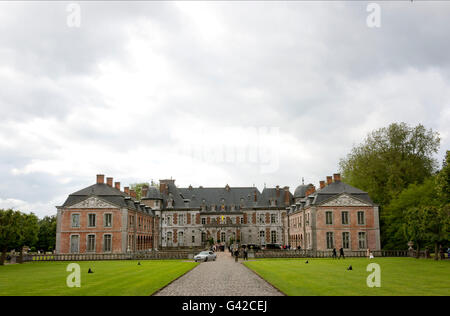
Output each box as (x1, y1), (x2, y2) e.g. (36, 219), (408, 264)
(154, 251), (283, 296)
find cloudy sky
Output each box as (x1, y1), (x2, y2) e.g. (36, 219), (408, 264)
(0, 1), (449, 218)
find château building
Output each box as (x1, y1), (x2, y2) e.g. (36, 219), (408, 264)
(55, 173), (380, 254)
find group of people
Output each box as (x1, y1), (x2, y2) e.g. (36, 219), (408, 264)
(332, 247), (346, 259)
(229, 246), (249, 262)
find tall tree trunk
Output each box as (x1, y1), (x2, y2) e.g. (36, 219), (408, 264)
(434, 242), (439, 261)
(18, 250), (23, 264)
(0, 249), (6, 265)
(415, 243), (420, 259)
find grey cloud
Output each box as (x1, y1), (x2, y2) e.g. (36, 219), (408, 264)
(0, 2), (448, 217)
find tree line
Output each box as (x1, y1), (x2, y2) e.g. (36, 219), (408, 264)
(0, 211), (56, 265)
(340, 122), (449, 258)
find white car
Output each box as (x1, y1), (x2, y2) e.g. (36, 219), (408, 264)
(194, 251), (217, 262)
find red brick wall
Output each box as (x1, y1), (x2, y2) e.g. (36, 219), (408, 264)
(58, 207), (157, 253)
(315, 206), (377, 251)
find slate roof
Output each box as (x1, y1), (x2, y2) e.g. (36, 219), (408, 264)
(61, 183), (153, 215)
(155, 184), (293, 211)
(293, 184), (314, 198)
(312, 181), (374, 205)
(143, 186), (163, 200)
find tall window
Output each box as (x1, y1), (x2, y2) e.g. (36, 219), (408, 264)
(71, 214), (80, 228)
(326, 232), (334, 249)
(271, 231), (277, 243)
(88, 214), (96, 227)
(201, 218), (206, 225)
(357, 211), (365, 225)
(178, 231), (184, 246)
(325, 211), (333, 225)
(341, 211), (349, 225)
(167, 232), (173, 246)
(259, 214), (265, 224)
(271, 214), (276, 224)
(342, 232), (350, 249)
(221, 232), (226, 243)
(70, 235), (79, 253)
(104, 213), (112, 227)
(87, 234), (96, 252)
(104, 234), (112, 252)
(201, 232), (206, 243)
(192, 235), (195, 243)
(358, 232), (366, 249)
(259, 230), (265, 243)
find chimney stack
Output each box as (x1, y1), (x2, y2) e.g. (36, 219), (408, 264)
(130, 190), (137, 198)
(142, 185), (148, 198)
(96, 174), (104, 184)
(159, 179), (174, 195)
(305, 185), (316, 197)
(124, 186), (130, 195)
(326, 176), (332, 185)
(114, 182), (120, 190)
(333, 173), (341, 182)
(276, 185), (280, 198)
(106, 177), (113, 187)
(254, 190), (257, 202)
(283, 186), (290, 206)
(320, 181), (325, 189)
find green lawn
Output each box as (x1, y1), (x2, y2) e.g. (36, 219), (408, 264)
(244, 257), (450, 296)
(0, 260), (198, 296)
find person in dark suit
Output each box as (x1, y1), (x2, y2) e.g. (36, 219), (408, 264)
(234, 249), (239, 262)
(339, 247), (345, 259)
(332, 248), (337, 259)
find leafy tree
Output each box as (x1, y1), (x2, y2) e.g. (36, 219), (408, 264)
(130, 182), (150, 200)
(0, 209), (21, 265)
(384, 177), (439, 249)
(35, 216), (57, 252)
(339, 123), (440, 248)
(0, 210), (39, 265)
(403, 207), (428, 258)
(435, 150), (450, 204)
(423, 205), (450, 260)
(17, 213), (39, 263)
(339, 122), (440, 206)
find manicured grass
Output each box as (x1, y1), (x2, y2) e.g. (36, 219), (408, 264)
(244, 257), (450, 296)
(0, 260), (198, 296)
